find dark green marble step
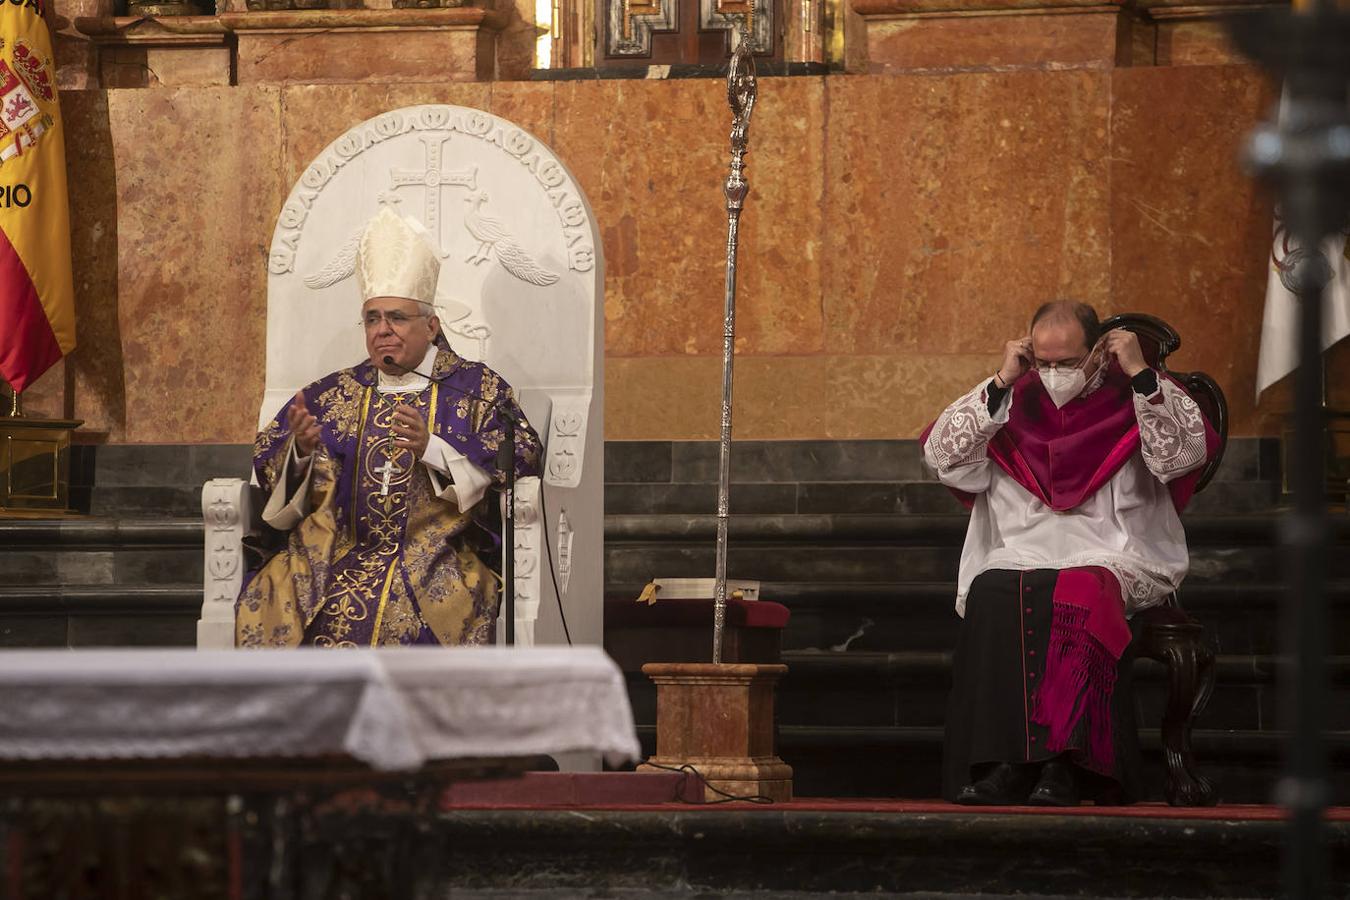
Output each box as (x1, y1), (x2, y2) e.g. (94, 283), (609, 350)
(620, 650), (1349, 737)
(604, 479), (1284, 517)
(0, 517), (203, 546)
(0, 584), (201, 648)
(603, 512), (1350, 544)
(423, 806), (1348, 898)
(622, 723), (1350, 804)
(0, 518), (204, 586)
(606, 580), (1350, 655)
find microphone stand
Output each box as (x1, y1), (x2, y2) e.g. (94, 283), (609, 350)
(382, 354), (522, 646)
(498, 416), (516, 647)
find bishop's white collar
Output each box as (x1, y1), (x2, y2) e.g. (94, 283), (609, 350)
(376, 344), (439, 393)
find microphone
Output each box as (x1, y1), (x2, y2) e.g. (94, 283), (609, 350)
(380, 355), (521, 426)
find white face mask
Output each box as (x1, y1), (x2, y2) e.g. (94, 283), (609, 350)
(1036, 335), (1112, 408)
(1039, 366), (1087, 409)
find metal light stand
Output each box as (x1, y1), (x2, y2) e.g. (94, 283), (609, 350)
(1227, 6), (1350, 896)
(712, 39), (758, 666)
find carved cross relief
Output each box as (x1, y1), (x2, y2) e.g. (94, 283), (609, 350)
(389, 134), (479, 256)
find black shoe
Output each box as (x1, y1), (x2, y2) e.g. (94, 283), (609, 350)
(1027, 759), (1081, 807)
(955, 763), (1040, 806)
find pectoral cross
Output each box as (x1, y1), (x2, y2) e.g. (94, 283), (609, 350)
(376, 438), (397, 497)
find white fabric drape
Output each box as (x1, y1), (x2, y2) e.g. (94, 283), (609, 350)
(0, 647), (641, 769)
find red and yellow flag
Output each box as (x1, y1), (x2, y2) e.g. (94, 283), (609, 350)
(0, 0), (74, 395)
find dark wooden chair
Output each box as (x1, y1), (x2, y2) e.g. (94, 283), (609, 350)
(1102, 312), (1227, 807)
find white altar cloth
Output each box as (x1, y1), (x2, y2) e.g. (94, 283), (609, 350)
(0, 647), (640, 771)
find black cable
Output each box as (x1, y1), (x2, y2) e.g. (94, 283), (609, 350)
(530, 422), (573, 647)
(640, 762), (775, 805)
(536, 482), (574, 647)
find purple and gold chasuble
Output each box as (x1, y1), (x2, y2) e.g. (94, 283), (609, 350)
(236, 343), (542, 648)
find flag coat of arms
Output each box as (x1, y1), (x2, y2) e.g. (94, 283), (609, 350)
(0, 0), (75, 395)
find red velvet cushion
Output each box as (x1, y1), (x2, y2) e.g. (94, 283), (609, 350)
(606, 597), (790, 630)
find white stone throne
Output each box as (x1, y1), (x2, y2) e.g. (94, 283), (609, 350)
(199, 105), (604, 652)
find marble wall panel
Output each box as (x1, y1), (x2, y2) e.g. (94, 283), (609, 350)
(606, 353), (999, 440)
(1108, 65), (1279, 436)
(58, 90), (126, 437)
(48, 69), (1300, 445)
(1154, 20), (1248, 67)
(823, 71), (1113, 360)
(235, 30), (491, 86)
(862, 11), (1125, 74)
(551, 80), (731, 359)
(100, 46), (233, 90)
(487, 80), (556, 147)
(552, 78), (826, 358)
(60, 87), (284, 444)
(497, 0), (540, 81)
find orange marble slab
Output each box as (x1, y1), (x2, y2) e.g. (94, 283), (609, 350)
(59, 89), (125, 438)
(553, 77), (826, 358)
(860, 8), (1130, 74)
(223, 10), (509, 86)
(822, 71), (1113, 360)
(487, 80), (557, 147)
(61, 87), (284, 443)
(605, 353), (1003, 440)
(1107, 65), (1278, 436)
(47, 67), (1300, 445)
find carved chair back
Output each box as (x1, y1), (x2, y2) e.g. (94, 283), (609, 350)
(1101, 313), (1229, 492)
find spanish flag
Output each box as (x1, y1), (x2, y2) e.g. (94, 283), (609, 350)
(0, 0), (74, 395)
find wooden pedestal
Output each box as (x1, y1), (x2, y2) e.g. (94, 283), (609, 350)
(638, 663), (793, 802)
(0, 416), (83, 517)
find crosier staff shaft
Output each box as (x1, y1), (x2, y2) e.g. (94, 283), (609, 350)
(713, 39), (757, 666)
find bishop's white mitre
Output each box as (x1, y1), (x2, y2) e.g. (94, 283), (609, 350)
(356, 207), (441, 305)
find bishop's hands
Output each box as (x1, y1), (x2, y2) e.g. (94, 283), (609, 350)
(996, 336), (1034, 388)
(1104, 330), (1148, 378)
(392, 403), (430, 458)
(288, 391), (322, 458)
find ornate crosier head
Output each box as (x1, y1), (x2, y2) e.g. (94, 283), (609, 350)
(724, 38), (757, 210)
(726, 38), (757, 153)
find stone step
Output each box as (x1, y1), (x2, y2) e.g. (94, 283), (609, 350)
(604, 479), (1284, 517)
(620, 651), (1350, 739)
(626, 722), (1350, 804)
(607, 580), (1350, 656)
(0, 518), (204, 546)
(604, 542), (1350, 589)
(781, 651), (1350, 734)
(413, 805), (1344, 898)
(0, 518), (204, 587)
(603, 512), (1350, 546)
(0, 547), (204, 586)
(0, 584), (200, 648)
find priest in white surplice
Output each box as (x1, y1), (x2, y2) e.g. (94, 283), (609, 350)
(921, 301), (1219, 806)
(236, 208), (542, 648)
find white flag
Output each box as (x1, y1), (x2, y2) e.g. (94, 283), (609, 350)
(1254, 211), (1350, 399)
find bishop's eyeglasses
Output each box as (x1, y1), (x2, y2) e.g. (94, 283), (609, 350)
(360, 311), (430, 330)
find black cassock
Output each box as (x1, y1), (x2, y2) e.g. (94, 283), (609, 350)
(942, 567), (1144, 804)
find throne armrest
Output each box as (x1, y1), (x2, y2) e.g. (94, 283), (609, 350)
(501, 475), (543, 647)
(198, 478), (257, 649)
